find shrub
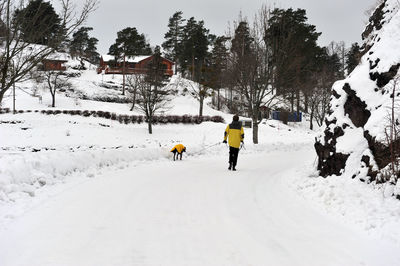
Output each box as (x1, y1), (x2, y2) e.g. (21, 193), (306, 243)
(182, 114), (192, 124)
(211, 116), (224, 123)
(110, 113), (117, 120)
(0, 108), (10, 114)
(104, 112), (111, 119)
(193, 115), (203, 124)
(123, 115), (131, 124)
(159, 116), (168, 124)
(82, 110), (91, 117)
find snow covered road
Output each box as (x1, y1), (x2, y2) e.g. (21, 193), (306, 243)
(0, 148), (399, 266)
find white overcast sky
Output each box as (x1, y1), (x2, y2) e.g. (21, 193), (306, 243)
(82, 0), (378, 55)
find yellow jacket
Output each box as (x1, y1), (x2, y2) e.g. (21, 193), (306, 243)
(224, 121), (244, 148)
(171, 144), (186, 153)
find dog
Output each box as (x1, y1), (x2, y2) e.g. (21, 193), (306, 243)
(170, 144), (186, 161)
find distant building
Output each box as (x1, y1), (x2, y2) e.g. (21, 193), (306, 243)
(97, 54), (174, 76)
(40, 52), (69, 71)
(41, 59), (67, 71)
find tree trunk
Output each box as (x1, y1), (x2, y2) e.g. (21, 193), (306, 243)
(296, 89), (300, 113)
(191, 54), (195, 80)
(217, 88), (220, 110)
(309, 105), (314, 130)
(290, 91), (294, 112)
(130, 88), (137, 111)
(122, 55), (126, 95)
(229, 86), (233, 111)
(51, 92), (55, 107)
(252, 117), (258, 144)
(0, 89), (5, 108)
(148, 116), (153, 134)
(50, 85), (56, 107)
(304, 93), (309, 113)
(199, 95), (204, 117)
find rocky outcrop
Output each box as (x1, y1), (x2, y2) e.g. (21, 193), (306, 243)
(342, 83), (371, 127)
(315, 0), (400, 198)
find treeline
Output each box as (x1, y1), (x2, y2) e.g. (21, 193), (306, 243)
(158, 8), (362, 142)
(0, 0), (366, 139)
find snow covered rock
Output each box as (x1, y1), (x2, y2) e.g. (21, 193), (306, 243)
(315, 0), (400, 198)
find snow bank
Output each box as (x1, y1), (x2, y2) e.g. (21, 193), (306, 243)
(291, 167), (400, 244)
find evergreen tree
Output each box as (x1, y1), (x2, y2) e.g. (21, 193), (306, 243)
(109, 27), (152, 95)
(14, 0), (62, 46)
(162, 11), (185, 73)
(70, 27), (99, 65)
(230, 21), (254, 85)
(180, 17), (210, 80)
(231, 21), (254, 61)
(108, 27), (151, 59)
(86, 37), (99, 63)
(346, 42), (361, 75)
(210, 36), (230, 110)
(265, 8), (321, 112)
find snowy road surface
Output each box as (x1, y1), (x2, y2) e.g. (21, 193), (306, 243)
(1, 148), (399, 266)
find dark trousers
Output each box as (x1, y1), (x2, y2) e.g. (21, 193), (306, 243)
(229, 146), (239, 167)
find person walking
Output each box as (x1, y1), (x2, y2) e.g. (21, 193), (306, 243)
(223, 114), (244, 171)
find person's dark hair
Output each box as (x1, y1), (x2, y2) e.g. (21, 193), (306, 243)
(233, 114), (239, 121)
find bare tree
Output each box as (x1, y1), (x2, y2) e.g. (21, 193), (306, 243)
(228, 9), (276, 144)
(43, 70), (70, 107)
(126, 74), (145, 111)
(187, 78), (212, 117)
(384, 76), (400, 180)
(135, 46), (171, 134)
(0, 0), (98, 107)
(308, 85), (331, 130)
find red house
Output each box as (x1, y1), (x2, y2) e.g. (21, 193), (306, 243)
(97, 54), (174, 76)
(41, 58), (68, 71)
(40, 52), (69, 71)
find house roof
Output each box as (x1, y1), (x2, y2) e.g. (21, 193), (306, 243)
(44, 51), (69, 62)
(101, 54), (174, 64)
(101, 54), (152, 63)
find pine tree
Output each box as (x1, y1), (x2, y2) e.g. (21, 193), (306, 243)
(162, 11), (185, 73)
(265, 8), (321, 112)
(346, 42), (361, 75)
(70, 27), (99, 66)
(210, 36), (230, 110)
(231, 21), (253, 61)
(108, 27), (152, 95)
(14, 0), (62, 46)
(180, 17), (210, 81)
